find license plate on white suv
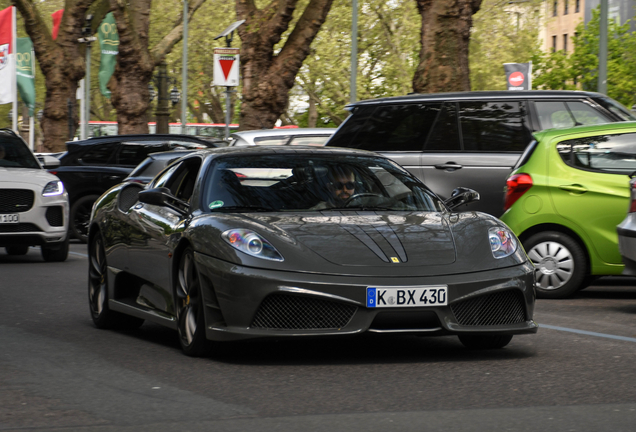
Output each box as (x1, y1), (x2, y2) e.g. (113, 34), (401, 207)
(367, 286), (447, 308)
(0, 214), (19, 224)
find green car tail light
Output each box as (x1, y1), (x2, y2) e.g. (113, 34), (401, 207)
(504, 173), (533, 212)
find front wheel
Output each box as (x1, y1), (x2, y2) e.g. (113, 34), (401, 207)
(88, 233), (143, 330)
(41, 237), (69, 262)
(458, 334), (513, 349)
(524, 231), (587, 299)
(175, 247), (211, 356)
(71, 195), (99, 244)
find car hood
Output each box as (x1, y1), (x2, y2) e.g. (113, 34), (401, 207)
(0, 167), (56, 187)
(251, 212), (456, 266)
(189, 210), (527, 277)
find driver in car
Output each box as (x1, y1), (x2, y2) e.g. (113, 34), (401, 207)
(310, 166), (357, 210)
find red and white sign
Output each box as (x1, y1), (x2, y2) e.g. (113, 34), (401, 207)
(0, 6), (16, 105)
(213, 48), (240, 87)
(508, 72), (525, 86)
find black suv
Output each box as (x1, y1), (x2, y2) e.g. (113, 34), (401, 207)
(327, 90), (635, 216)
(51, 134), (218, 242)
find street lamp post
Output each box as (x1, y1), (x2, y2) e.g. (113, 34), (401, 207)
(78, 14), (96, 140)
(598, 0), (608, 94)
(350, 0), (358, 104)
(181, 0), (188, 134)
(154, 61), (170, 134)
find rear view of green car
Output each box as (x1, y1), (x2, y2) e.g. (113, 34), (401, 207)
(501, 122), (636, 299)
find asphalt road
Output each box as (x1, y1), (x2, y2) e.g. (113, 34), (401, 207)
(1, 242), (636, 431)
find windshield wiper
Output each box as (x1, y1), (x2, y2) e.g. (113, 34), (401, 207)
(212, 205), (275, 213)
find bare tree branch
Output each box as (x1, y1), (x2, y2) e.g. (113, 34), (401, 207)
(150, 0), (207, 65)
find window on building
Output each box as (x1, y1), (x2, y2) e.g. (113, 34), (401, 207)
(552, 35), (557, 53)
(575, 0), (580, 13)
(553, 0), (558, 16)
(564, 0), (569, 14)
(563, 34), (568, 52)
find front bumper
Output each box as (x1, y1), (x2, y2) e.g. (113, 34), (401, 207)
(0, 191), (69, 248)
(194, 253), (538, 342)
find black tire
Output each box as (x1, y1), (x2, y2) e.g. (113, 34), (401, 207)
(175, 247), (211, 356)
(524, 231), (587, 299)
(41, 237), (69, 262)
(71, 194), (99, 244)
(6, 245), (29, 255)
(88, 232), (144, 330)
(458, 334), (513, 349)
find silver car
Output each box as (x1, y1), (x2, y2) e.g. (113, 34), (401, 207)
(617, 176), (636, 274)
(229, 128), (336, 147)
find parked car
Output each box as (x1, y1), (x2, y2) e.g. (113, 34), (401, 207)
(501, 122), (636, 299)
(88, 146), (537, 356)
(326, 90), (635, 216)
(124, 150), (196, 185)
(0, 129), (70, 261)
(616, 176), (636, 275)
(229, 128), (336, 147)
(51, 134), (219, 243)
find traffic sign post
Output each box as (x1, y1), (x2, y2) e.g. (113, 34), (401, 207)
(214, 20), (244, 141)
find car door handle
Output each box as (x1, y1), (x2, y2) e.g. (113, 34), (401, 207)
(559, 184), (588, 194)
(106, 174), (124, 180)
(434, 162), (463, 170)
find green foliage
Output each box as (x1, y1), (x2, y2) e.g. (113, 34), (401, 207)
(469, 0), (543, 91)
(290, 0), (420, 126)
(533, 7), (636, 108)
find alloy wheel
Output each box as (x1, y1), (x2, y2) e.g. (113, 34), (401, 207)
(176, 250), (201, 347)
(89, 236), (107, 318)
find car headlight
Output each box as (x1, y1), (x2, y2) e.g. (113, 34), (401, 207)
(42, 180), (64, 197)
(489, 227), (517, 259)
(221, 229), (284, 262)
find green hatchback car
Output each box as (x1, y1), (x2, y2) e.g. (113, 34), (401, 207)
(501, 122), (636, 299)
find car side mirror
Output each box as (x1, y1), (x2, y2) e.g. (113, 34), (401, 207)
(39, 155), (60, 169)
(444, 187), (480, 210)
(138, 187), (189, 216)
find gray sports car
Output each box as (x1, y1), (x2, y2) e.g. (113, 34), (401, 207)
(88, 146), (537, 356)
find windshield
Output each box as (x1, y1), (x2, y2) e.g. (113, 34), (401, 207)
(595, 97), (636, 121)
(203, 154), (445, 212)
(0, 137), (41, 169)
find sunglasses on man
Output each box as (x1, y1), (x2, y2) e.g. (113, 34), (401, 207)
(330, 181), (356, 190)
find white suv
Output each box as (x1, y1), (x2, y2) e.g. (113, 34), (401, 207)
(0, 129), (69, 261)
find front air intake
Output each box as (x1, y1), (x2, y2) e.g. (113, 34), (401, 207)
(451, 289), (526, 326)
(251, 294), (357, 330)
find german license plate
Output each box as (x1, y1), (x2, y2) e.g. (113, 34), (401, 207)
(0, 214), (19, 224)
(367, 286), (447, 308)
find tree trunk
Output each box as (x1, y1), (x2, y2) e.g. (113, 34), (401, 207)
(108, 0), (206, 135)
(412, 0), (483, 93)
(236, 0), (334, 131)
(307, 96), (317, 127)
(12, 0), (104, 151)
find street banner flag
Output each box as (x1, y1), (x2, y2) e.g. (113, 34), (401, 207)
(98, 12), (119, 98)
(213, 48), (240, 86)
(503, 62), (532, 91)
(0, 6), (16, 105)
(17, 38), (35, 116)
(52, 9), (64, 40)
